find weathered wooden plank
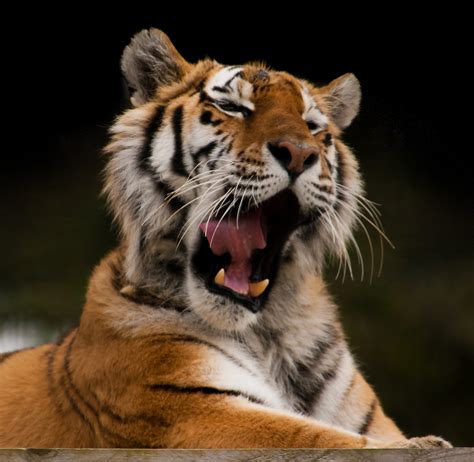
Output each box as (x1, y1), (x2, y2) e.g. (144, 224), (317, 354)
(0, 449), (473, 462)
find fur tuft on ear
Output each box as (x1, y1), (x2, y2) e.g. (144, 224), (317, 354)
(121, 28), (191, 106)
(321, 73), (361, 129)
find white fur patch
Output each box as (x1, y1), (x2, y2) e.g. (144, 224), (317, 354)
(312, 349), (355, 424)
(205, 67), (255, 118)
(301, 85), (329, 133)
(202, 349), (288, 410)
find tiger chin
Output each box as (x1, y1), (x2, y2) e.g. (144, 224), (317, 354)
(0, 28), (451, 450)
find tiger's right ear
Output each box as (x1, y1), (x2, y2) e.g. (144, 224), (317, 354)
(121, 28), (191, 106)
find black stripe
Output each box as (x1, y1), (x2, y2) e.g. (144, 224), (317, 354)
(148, 383), (263, 405)
(155, 178), (184, 212)
(139, 228), (148, 253)
(315, 184), (333, 194)
(165, 260), (184, 276)
(288, 327), (342, 414)
(64, 335), (100, 416)
(138, 105), (166, 173)
(200, 110), (223, 126)
(151, 334), (257, 377)
(61, 367), (164, 449)
(308, 190), (330, 204)
(63, 336), (170, 431)
(307, 355), (341, 410)
(358, 399), (377, 435)
(342, 371), (357, 402)
(60, 373), (95, 431)
(58, 334), (169, 444)
(84, 383), (170, 429)
(192, 141), (217, 159)
(171, 105), (187, 177)
(203, 94), (252, 118)
(120, 285), (186, 312)
(223, 70), (243, 87)
(318, 184), (332, 194)
(61, 369), (151, 448)
(291, 359), (341, 415)
(212, 85), (229, 94)
(335, 151), (345, 180)
(323, 133), (333, 147)
(61, 334), (156, 441)
(199, 89), (207, 103)
(216, 100), (252, 118)
(45, 346), (70, 418)
(61, 334), (99, 430)
(137, 105), (184, 212)
(334, 149), (345, 213)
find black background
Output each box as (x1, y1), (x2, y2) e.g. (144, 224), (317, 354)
(2, 8), (473, 446)
(6, 11), (472, 187)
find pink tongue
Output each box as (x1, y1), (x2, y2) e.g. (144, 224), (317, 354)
(199, 209), (266, 295)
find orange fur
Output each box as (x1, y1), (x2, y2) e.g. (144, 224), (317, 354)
(0, 252), (368, 448)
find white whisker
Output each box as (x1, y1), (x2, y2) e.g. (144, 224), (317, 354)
(335, 182), (393, 277)
(329, 207), (364, 282)
(176, 175), (238, 250)
(209, 178), (243, 247)
(159, 177), (229, 229)
(236, 175), (255, 228)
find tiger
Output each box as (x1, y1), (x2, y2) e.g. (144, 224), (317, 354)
(0, 28), (451, 449)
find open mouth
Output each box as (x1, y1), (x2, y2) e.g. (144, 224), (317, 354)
(191, 189), (301, 312)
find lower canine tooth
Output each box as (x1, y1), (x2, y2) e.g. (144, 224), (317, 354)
(214, 268), (225, 285)
(249, 279), (269, 298)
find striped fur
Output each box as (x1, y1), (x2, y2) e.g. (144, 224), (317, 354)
(0, 28), (450, 449)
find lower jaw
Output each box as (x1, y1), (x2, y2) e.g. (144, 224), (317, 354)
(190, 281), (262, 332)
(205, 281), (265, 313)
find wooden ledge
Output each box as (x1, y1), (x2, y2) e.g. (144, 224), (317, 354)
(0, 448), (472, 461)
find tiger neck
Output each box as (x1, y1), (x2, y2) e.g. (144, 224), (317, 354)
(120, 232), (188, 308)
(118, 233), (331, 334)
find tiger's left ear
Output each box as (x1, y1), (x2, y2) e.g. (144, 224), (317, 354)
(121, 28), (192, 106)
(320, 73), (361, 129)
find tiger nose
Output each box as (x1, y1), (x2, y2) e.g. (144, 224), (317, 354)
(268, 140), (319, 176)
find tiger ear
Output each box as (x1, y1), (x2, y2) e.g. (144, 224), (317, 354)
(121, 28), (191, 106)
(320, 73), (361, 129)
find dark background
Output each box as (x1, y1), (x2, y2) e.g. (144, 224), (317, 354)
(1, 9), (473, 446)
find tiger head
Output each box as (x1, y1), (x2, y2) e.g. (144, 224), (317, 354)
(105, 29), (363, 331)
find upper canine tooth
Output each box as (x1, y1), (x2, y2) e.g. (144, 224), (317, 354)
(249, 279), (269, 298)
(214, 268), (225, 286)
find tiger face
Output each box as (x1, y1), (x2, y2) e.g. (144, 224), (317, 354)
(106, 29), (362, 331)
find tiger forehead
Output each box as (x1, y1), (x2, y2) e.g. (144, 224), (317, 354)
(253, 74), (305, 111)
(210, 65), (306, 112)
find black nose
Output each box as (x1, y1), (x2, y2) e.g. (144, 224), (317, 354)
(268, 141), (318, 176)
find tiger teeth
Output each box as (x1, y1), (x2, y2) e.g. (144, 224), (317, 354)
(214, 270), (269, 297)
(214, 268), (225, 286)
(249, 279), (269, 298)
